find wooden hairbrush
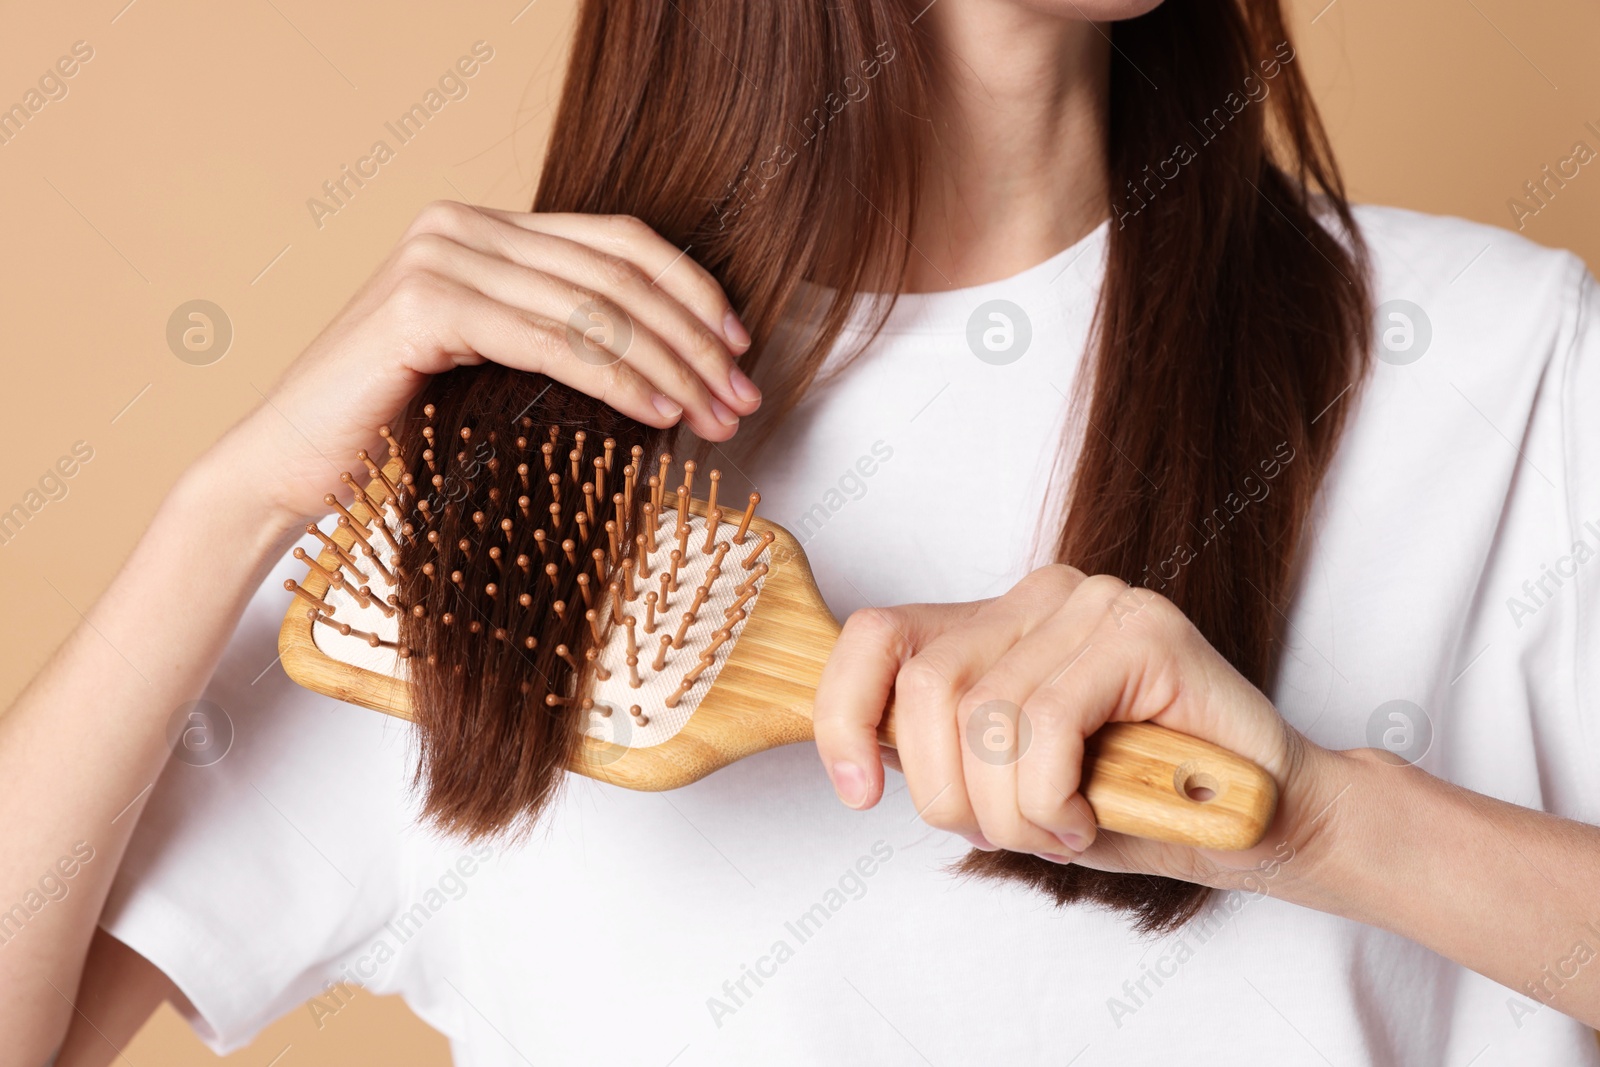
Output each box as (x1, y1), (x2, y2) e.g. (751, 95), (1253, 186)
(278, 423), (1277, 852)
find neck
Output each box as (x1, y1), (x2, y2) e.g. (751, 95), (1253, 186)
(906, 1), (1111, 292)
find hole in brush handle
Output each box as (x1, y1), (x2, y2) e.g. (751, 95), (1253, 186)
(1173, 759), (1224, 804)
(1079, 723), (1277, 851)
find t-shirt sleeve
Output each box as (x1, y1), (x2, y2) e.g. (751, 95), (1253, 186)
(1563, 267), (1600, 812)
(99, 532), (420, 1053)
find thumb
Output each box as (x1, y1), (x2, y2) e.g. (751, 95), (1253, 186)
(812, 603), (972, 809)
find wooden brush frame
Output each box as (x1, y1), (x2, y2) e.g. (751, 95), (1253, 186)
(281, 462), (1279, 852)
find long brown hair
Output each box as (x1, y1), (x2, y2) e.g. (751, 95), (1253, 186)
(400, 0), (1369, 931)
(394, 373), (655, 839)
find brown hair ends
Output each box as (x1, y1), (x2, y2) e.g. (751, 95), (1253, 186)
(403, 0), (1370, 933)
(393, 368), (661, 839)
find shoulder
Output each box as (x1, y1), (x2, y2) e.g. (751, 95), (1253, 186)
(1318, 208), (1599, 584)
(1313, 207), (1597, 552)
(1350, 204), (1591, 370)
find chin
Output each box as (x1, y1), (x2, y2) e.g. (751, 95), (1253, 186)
(1018, 0), (1166, 19)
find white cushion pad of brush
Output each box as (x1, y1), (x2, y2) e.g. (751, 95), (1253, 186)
(311, 509), (767, 749)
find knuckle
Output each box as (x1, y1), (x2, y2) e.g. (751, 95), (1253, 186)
(1031, 562), (1085, 592)
(1017, 789), (1069, 829)
(895, 657), (950, 705)
(1143, 590), (1187, 626)
(1013, 563), (1086, 611)
(649, 338), (702, 390)
(597, 252), (644, 291)
(386, 269), (447, 320)
(600, 359), (646, 404)
(410, 199), (468, 236)
(1150, 596), (1202, 647)
(606, 213), (653, 242)
(1107, 585), (1183, 637)
(687, 326), (728, 368)
(566, 281), (604, 311)
(520, 316), (566, 369)
(691, 274), (734, 316)
(958, 682), (1016, 722)
(1018, 688), (1075, 732)
(1077, 572), (1131, 605)
(841, 607), (905, 656)
(394, 231), (455, 275)
(565, 285), (629, 347)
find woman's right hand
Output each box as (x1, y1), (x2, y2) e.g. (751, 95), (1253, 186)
(239, 201), (759, 525)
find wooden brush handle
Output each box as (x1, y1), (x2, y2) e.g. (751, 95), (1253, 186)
(875, 710), (1277, 852)
(700, 523), (1280, 851)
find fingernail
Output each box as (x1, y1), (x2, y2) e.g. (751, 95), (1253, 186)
(831, 761), (868, 808)
(1040, 852), (1078, 865)
(1056, 831), (1088, 852)
(728, 366), (762, 404)
(723, 308), (751, 349)
(709, 396), (739, 427)
(651, 393), (683, 421)
(963, 833), (999, 852)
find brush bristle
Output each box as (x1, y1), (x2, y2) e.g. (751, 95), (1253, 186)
(296, 367), (770, 839)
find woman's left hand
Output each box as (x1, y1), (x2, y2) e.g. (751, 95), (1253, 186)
(812, 564), (1344, 892)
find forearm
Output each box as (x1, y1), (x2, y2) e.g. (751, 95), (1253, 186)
(0, 416), (300, 1057)
(1287, 748), (1600, 1025)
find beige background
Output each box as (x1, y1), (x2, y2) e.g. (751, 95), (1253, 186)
(1, 0), (1596, 1063)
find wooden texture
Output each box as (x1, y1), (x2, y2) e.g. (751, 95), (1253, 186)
(280, 470), (1278, 850)
(277, 465), (413, 719)
(1081, 724), (1277, 851)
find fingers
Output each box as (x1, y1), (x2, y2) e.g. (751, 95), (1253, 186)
(892, 653), (984, 848)
(398, 203), (759, 436)
(1013, 691), (1099, 851)
(438, 213), (759, 414)
(915, 566), (1091, 858)
(533, 229), (756, 418)
(500, 211), (749, 352)
(979, 572), (1131, 852)
(817, 568), (1201, 870)
(377, 272), (681, 433)
(813, 603), (975, 813)
(896, 593), (1037, 851)
(816, 561), (1293, 885)
(956, 699), (1066, 858)
(877, 565), (1127, 863)
(393, 233), (742, 440)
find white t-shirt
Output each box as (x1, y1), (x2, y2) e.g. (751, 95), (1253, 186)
(103, 206), (1600, 1066)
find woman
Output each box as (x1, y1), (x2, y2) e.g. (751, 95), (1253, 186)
(8, 0), (1599, 1063)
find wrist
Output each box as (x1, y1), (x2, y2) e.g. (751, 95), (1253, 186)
(1256, 741), (1383, 913)
(65, 412), (308, 736)
(175, 419), (307, 553)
